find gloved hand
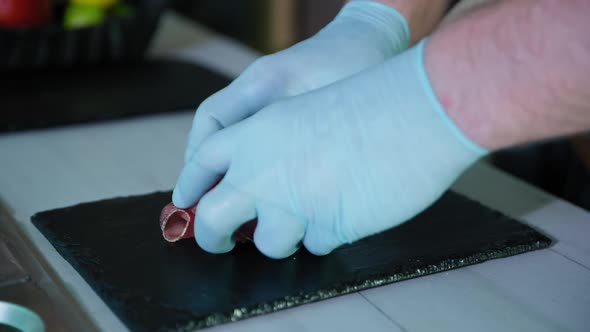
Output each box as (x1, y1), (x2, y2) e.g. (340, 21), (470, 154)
(173, 40), (487, 259)
(183, 0), (410, 164)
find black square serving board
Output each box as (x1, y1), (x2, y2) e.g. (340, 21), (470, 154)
(32, 190), (551, 332)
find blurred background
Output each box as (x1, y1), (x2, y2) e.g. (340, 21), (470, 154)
(170, 0), (344, 53)
(0, 0), (343, 69)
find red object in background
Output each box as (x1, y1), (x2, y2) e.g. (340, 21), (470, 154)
(160, 203), (257, 243)
(0, 0), (52, 28)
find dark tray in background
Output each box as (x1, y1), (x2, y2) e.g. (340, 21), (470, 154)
(0, 59), (230, 133)
(0, 0), (167, 70)
(32, 190), (551, 332)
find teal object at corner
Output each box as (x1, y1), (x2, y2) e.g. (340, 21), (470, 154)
(0, 301), (45, 332)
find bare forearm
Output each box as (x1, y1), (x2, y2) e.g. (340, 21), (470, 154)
(426, 0), (590, 149)
(349, 0), (453, 44)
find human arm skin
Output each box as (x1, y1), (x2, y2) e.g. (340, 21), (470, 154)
(353, 0), (454, 44)
(426, 0), (590, 150)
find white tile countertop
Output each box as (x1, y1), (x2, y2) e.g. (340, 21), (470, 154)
(1, 3), (589, 331)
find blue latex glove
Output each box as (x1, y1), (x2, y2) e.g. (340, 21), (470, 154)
(183, 1), (409, 164)
(173, 40), (487, 258)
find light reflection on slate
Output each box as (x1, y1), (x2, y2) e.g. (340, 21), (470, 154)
(32, 191), (551, 332)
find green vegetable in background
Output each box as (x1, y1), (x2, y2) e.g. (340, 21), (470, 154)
(64, 4), (105, 29)
(70, 0), (119, 9)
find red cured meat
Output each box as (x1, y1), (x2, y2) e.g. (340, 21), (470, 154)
(160, 202), (257, 243)
(159, 203), (196, 242)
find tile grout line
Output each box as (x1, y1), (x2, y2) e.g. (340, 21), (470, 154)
(358, 292), (410, 332)
(549, 248), (590, 272)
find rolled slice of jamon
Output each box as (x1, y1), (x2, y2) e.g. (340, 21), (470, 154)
(160, 202), (257, 243)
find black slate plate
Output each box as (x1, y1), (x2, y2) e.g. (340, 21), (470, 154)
(32, 191), (551, 332)
(0, 60), (230, 133)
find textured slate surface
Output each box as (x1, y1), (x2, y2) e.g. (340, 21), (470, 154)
(31, 190), (551, 332)
(0, 60), (230, 133)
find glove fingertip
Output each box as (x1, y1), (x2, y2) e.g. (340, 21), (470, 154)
(172, 172), (200, 208)
(303, 234), (339, 256)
